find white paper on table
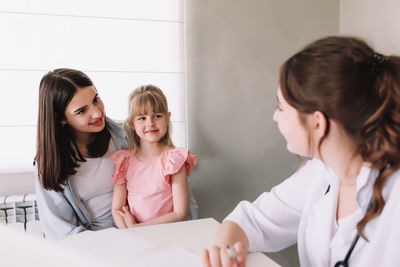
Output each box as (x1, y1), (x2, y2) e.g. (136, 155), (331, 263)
(0, 224), (109, 267)
(55, 227), (155, 262)
(129, 247), (202, 267)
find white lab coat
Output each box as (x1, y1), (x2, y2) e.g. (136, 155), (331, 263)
(225, 159), (400, 266)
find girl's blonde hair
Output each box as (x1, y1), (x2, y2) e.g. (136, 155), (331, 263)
(124, 84), (174, 149)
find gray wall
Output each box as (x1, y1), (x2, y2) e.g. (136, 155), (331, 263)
(185, 0), (338, 266)
(340, 0), (400, 55)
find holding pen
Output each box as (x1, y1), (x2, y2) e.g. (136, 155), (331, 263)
(201, 243), (247, 267)
(201, 221), (249, 267)
(226, 246), (237, 262)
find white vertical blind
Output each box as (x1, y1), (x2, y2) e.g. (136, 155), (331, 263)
(0, 0), (185, 170)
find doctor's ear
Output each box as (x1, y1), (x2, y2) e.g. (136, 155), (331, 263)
(311, 111), (328, 139)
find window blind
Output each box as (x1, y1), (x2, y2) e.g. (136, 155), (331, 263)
(0, 0), (186, 170)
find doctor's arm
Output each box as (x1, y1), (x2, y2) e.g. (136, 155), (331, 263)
(202, 221), (249, 267)
(202, 159), (321, 266)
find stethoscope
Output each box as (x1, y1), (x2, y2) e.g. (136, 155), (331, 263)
(334, 233), (361, 267)
(324, 185), (373, 267)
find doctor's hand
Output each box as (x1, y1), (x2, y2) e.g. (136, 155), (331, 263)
(201, 242), (247, 267)
(115, 205), (137, 228)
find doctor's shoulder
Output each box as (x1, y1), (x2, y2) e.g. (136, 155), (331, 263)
(293, 159), (329, 185)
(278, 158), (329, 198)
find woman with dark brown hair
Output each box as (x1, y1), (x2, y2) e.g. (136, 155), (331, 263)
(202, 36), (400, 266)
(35, 69), (127, 238)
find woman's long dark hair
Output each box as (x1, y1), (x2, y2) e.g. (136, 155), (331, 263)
(35, 68), (111, 192)
(279, 36), (400, 239)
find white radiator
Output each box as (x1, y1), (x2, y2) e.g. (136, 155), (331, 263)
(0, 193), (42, 237)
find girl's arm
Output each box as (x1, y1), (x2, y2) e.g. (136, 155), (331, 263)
(134, 165), (189, 227)
(111, 184), (130, 229)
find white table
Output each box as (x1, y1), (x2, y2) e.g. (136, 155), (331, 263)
(121, 218), (280, 267)
(45, 218), (280, 267)
(2, 218), (281, 267)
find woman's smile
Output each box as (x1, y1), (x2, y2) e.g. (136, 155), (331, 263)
(90, 117), (104, 127)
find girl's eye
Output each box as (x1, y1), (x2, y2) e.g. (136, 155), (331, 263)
(276, 105), (283, 112)
(154, 114), (162, 119)
(137, 117), (145, 121)
(93, 96), (100, 103)
(77, 109), (86, 115)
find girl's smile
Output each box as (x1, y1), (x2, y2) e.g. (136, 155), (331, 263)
(131, 103), (170, 145)
(145, 129), (159, 134)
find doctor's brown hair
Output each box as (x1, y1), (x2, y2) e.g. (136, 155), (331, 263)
(279, 36), (400, 240)
(35, 69), (111, 192)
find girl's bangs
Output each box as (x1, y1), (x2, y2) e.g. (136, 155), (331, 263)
(131, 93), (167, 116)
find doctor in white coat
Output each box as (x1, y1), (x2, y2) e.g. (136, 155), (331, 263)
(202, 36), (400, 267)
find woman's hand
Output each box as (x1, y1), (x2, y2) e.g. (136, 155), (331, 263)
(201, 242), (247, 267)
(115, 205), (137, 228)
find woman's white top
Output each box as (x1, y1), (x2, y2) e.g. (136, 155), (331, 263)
(225, 159), (400, 267)
(72, 141), (116, 230)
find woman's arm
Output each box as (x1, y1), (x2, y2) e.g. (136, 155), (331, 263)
(35, 169), (87, 238)
(111, 184), (131, 229)
(133, 165), (189, 227)
(214, 221), (250, 248)
(202, 159), (324, 266)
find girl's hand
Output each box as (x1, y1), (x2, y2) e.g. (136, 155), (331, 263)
(201, 242), (247, 267)
(112, 210), (127, 229)
(115, 206), (136, 228)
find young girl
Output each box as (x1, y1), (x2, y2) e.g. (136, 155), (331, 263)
(202, 36), (400, 266)
(35, 69), (127, 238)
(110, 85), (197, 228)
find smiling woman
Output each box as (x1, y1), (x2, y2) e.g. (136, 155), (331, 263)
(35, 69), (128, 238)
(61, 86), (107, 157)
(202, 36), (400, 267)
(273, 88), (313, 156)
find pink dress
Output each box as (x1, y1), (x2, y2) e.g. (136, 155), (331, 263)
(110, 148), (197, 223)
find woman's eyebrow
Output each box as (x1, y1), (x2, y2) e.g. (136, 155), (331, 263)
(73, 105), (87, 114)
(73, 94), (98, 114)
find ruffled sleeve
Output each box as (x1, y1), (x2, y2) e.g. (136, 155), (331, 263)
(109, 150), (131, 185)
(161, 148), (197, 186)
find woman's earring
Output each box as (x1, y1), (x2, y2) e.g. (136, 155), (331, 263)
(60, 119), (67, 128)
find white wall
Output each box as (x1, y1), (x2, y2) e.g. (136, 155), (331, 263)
(340, 0), (400, 54)
(0, 1), (185, 195)
(0, 0), (185, 171)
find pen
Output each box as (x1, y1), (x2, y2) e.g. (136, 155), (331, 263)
(226, 245), (237, 262)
